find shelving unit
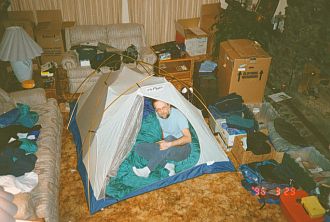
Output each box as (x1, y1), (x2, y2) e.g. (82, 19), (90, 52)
(155, 56), (194, 90)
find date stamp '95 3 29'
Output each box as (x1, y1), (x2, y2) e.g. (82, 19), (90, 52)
(251, 186), (296, 196)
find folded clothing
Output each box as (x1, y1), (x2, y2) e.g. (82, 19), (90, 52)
(209, 93), (244, 116)
(14, 103), (39, 128)
(0, 124), (41, 149)
(0, 147), (37, 177)
(246, 131), (271, 155)
(226, 115), (255, 134)
(0, 108), (20, 128)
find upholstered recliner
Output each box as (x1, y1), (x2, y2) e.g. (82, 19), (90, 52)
(61, 23), (157, 93)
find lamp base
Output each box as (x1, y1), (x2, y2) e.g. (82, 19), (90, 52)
(10, 59), (33, 83)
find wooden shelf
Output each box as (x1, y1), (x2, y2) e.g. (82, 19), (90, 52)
(156, 56), (194, 90)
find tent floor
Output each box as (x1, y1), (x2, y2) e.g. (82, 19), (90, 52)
(59, 112), (286, 221)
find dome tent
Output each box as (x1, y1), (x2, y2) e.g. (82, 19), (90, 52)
(69, 65), (234, 213)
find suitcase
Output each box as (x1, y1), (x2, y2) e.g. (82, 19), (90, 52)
(193, 62), (218, 106)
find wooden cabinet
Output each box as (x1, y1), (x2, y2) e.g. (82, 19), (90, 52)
(155, 57), (194, 90)
(33, 70), (57, 99)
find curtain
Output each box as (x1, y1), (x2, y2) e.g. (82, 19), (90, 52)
(10, 0), (221, 45)
(128, 0), (221, 45)
(10, 0), (122, 25)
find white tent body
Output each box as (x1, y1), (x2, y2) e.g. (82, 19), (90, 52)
(75, 66), (230, 200)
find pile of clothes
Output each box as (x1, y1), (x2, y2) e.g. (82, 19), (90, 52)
(209, 93), (271, 155)
(0, 103), (41, 177)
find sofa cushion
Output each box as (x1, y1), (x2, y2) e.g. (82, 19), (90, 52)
(0, 88), (15, 114)
(67, 25), (108, 49)
(106, 23), (146, 51)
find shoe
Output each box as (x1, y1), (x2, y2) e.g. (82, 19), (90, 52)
(132, 166), (150, 178)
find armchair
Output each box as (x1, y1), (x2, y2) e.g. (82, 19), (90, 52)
(61, 23), (157, 93)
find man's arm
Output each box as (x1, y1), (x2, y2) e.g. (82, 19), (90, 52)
(159, 128), (192, 150)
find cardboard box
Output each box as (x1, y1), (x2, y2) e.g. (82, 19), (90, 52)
(200, 3), (222, 34)
(62, 21), (76, 51)
(34, 10), (75, 52)
(232, 135), (284, 165)
(7, 10), (36, 23)
(175, 18), (208, 56)
(200, 3), (222, 55)
(35, 22), (65, 53)
(36, 10), (62, 24)
(217, 39), (272, 103)
(1, 20), (35, 39)
(209, 118), (247, 149)
(41, 54), (63, 65)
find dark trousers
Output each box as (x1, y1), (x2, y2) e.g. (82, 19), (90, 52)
(135, 136), (191, 171)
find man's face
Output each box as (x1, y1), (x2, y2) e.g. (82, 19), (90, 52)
(154, 101), (171, 119)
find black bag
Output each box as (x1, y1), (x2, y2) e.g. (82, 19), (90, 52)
(76, 46), (97, 61)
(274, 118), (308, 146)
(122, 44), (139, 64)
(90, 51), (121, 70)
(214, 93), (244, 113)
(151, 41), (182, 59)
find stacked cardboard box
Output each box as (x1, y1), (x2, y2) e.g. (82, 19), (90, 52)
(174, 3), (222, 57)
(1, 11), (35, 39)
(217, 39), (272, 103)
(200, 3), (222, 56)
(34, 10), (75, 64)
(3, 10), (75, 65)
(209, 117), (247, 151)
(175, 18), (208, 57)
(35, 10), (64, 64)
(232, 135), (284, 165)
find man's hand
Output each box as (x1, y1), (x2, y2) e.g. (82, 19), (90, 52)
(157, 140), (172, 150)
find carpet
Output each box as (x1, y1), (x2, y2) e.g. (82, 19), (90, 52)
(59, 113), (286, 222)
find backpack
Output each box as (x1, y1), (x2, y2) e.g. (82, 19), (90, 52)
(122, 44), (139, 64)
(239, 160), (295, 207)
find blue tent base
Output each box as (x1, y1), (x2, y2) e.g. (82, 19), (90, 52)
(69, 103), (235, 214)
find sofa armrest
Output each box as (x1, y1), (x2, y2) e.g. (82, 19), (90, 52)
(61, 51), (79, 70)
(9, 88), (47, 106)
(137, 47), (157, 74)
(139, 46), (157, 65)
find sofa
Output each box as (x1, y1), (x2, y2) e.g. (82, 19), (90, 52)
(61, 23), (157, 93)
(0, 88), (62, 222)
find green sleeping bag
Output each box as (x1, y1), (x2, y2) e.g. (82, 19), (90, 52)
(105, 112), (200, 199)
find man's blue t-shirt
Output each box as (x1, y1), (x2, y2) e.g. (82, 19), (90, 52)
(156, 107), (189, 139)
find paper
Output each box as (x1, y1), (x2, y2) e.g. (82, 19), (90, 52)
(80, 59), (91, 67)
(268, 92), (292, 103)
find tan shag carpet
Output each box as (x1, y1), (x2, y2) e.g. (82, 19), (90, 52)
(59, 113), (287, 222)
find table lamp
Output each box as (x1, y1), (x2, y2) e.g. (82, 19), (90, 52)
(0, 26), (43, 82)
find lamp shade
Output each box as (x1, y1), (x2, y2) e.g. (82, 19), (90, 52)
(0, 26), (43, 62)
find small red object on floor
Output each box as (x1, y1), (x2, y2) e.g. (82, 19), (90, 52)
(280, 190), (324, 222)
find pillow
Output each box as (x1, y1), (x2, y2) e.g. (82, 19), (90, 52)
(0, 88), (15, 114)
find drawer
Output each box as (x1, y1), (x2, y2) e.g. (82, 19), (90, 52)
(169, 78), (192, 91)
(164, 72), (191, 81)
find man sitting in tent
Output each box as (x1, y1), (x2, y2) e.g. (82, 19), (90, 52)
(132, 99), (192, 178)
